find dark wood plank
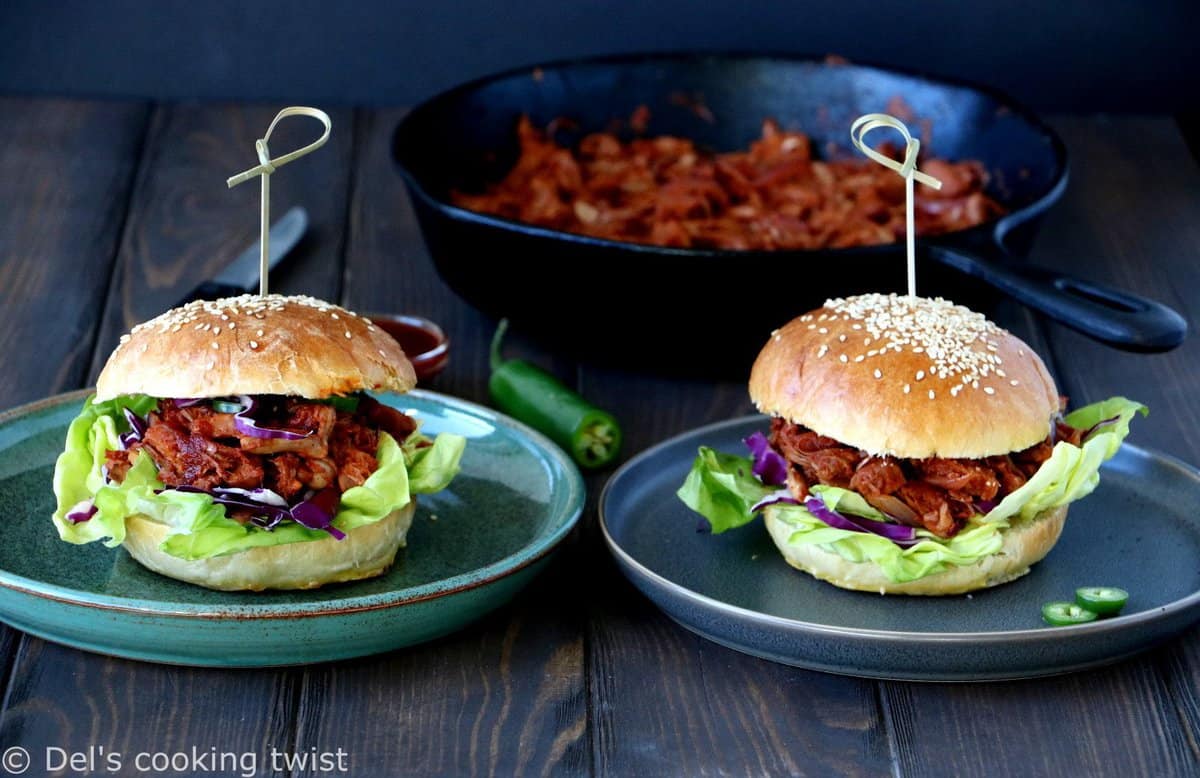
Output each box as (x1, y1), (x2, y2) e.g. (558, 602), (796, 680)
(291, 107), (590, 777)
(883, 665), (1194, 777)
(576, 370), (893, 776)
(0, 640), (296, 778)
(87, 101), (356, 381)
(0, 102), (358, 778)
(1034, 117), (1200, 463)
(877, 117), (1200, 776)
(1033, 116), (1200, 765)
(0, 97), (148, 407)
(0, 97), (149, 766)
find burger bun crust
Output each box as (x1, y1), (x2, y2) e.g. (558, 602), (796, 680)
(95, 294), (416, 401)
(122, 501), (416, 591)
(750, 295), (1060, 459)
(763, 504), (1067, 596)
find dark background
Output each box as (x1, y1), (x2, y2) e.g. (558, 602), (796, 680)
(1, 0), (1196, 111)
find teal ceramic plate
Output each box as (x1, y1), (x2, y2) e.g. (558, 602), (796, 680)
(0, 390), (584, 666)
(600, 416), (1200, 681)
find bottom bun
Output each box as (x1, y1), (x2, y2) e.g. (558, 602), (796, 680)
(763, 504), (1068, 596)
(123, 501), (416, 591)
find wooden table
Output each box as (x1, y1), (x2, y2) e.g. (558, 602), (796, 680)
(0, 98), (1197, 777)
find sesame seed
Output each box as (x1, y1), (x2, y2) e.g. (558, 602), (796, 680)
(817, 345), (828, 358)
(256, 329), (263, 337)
(379, 349), (387, 357)
(873, 369), (882, 379)
(367, 325), (376, 332)
(773, 334), (781, 342)
(808, 324), (817, 330)
(249, 340), (258, 349)
(819, 294), (1014, 391)
(928, 389), (936, 400)
(213, 327), (220, 335)
(228, 322), (236, 329)
(854, 355), (865, 362)
(838, 334), (847, 342)
(916, 370), (925, 381)
(331, 313), (339, 319)
(211, 342), (219, 349)
(344, 331), (352, 339)
(984, 386), (996, 395)
(1011, 379), (1020, 386)
(818, 327), (828, 334)
(903, 384), (911, 394)
(839, 354), (848, 363)
(951, 385), (961, 396)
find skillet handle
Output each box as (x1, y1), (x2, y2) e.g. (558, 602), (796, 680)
(927, 245), (1187, 352)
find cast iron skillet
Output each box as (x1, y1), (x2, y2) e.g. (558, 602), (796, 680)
(394, 53), (1185, 372)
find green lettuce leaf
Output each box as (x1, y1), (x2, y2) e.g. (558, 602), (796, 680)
(772, 503), (1006, 583)
(676, 397), (1143, 583)
(51, 395), (466, 561)
(676, 447), (774, 533)
(984, 396), (1147, 523)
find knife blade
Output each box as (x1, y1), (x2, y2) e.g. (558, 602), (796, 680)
(175, 206), (309, 306)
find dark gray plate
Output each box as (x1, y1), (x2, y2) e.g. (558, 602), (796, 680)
(599, 416), (1200, 680)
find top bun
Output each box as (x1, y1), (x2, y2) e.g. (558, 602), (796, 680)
(96, 294), (416, 401)
(749, 294), (1059, 459)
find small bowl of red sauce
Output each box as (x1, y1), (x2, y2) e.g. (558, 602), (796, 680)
(366, 314), (449, 383)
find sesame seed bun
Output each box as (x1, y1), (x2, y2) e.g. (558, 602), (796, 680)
(763, 504), (1067, 595)
(749, 294), (1059, 459)
(122, 502), (416, 591)
(95, 294), (417, 401)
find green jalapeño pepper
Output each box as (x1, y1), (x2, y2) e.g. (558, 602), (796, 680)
(1074, 586), (1129, 616)
(489, 320), (622, 469)
(1041, 601), (1099, 627)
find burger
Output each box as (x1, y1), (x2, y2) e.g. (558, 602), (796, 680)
(679, 293), (1144, 595)
(51, 294), (465, 591)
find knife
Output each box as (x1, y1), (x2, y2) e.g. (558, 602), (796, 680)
(175, 206), (309, 306)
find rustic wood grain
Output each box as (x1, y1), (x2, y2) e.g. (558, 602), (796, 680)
(86, 101), (356, 381)
(574, 367), (893, 776)
(1, 99), (1197, 778)
(0, 98), (148, 406)
(0, 97), (149, 760)
(0, 640), (298, 778)
(1033, 116), (1200, 766)
(876, 117), (1200, 777)
(882, 664), (1196, 777)
(290, 108), (590, 778)
(0, 101), (357, 778)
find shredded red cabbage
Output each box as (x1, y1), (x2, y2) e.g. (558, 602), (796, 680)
(172, 485), (345, 539)
(172, 398), (205, 407)
(976, 498), (999, 514)
(803, 497), (919, 546)
(225, 395), (311, 441)
(65, 500), (97, 524)
(289, 487), (345, 540)
(744, 431), (789, 486)
(750, 489), (799, 513)
(118, 407), (149, 449)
